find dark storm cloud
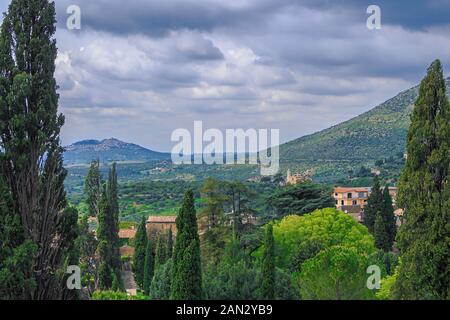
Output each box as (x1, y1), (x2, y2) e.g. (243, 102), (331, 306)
(54, 0), (289, 36)
(53, 0), (450, 36)
(1, 0), (450, 150)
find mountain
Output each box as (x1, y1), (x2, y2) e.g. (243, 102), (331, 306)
(64, 138), (170, 164)
(280, 78), (450, 164)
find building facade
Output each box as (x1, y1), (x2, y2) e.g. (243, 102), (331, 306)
(146, 215), (177, 237)
(286, 169), (313, 185)
(333, 187), (370, 209)
(333, 186), (398, 222)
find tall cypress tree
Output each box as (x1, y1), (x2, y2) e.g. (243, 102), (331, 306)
(261, 223), (275, 299)
(363, 175), (383, 233)
(143, 239), (154, 296)
(76, 213), (98, 294)
(382, 186), (396, 251)
(155, 234), (167, 269)
(96, 164), (121, 290)
(97, 186), (113, 290)
(133, 216), (148, 289)
(374, 214), (389, 252)
(107, 163), (121, 274)
(0, 168), (37, 299)
(85, 159), (101, 217)
(167, 227), (174, 259)
(0, 0), (77, 299)
(393, 60), (449, 299)
(171, 190), (202, 300)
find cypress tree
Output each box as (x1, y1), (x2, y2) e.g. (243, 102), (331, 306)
(133, 216), (148, 289)
(167, 227), (174, 259)
(155, 234), (167, 269)
(393, 60), (449, 299)
(382, 186), (396, 250)
(374, 213), (389, 252)
(150, 258), (173, 300)
(84, 159), (101, 217)
(97, 239), (112, 290)
(0, 0), (77, 299)
(98, 261), (112, 290)
(261, 223), (275, 300)
(171, 189), (202, 300)
(363, 175), (383, 233)
(0, 169), (36, 299)
(111, 273), (119, 292)
(107, 163), (121, 274)
(143, 238), (154, 296)
(96, 164), (122, 290)
(76, 213), (98, 293)
(96, 185), (110, 248)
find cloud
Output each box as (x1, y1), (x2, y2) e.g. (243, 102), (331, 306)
(1, 0), (449, 151)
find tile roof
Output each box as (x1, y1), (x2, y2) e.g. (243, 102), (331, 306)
(334, 187), (370, 193)
(147, 215), (177, 223)
(118, 228), (137, 239)
(120, 245), (135, 257)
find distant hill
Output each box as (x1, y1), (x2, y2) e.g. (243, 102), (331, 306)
(64, 138), (170, 164)
(280, 78), (450, 164)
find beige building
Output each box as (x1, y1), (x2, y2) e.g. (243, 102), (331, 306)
(118, 227), (136, 240)
(333, 186), (398, 222)
(333, 187), (370, 209)
(146, 215), (177, 237)
(286, 169), (313, 185)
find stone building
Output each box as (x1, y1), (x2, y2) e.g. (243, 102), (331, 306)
(286, 169), (313, 185)
(146, 215), (177, 237)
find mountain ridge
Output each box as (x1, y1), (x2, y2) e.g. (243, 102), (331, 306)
(63, 78), (450, 174)
(280, 78), (450, 164)
(64, 138), (170, 164)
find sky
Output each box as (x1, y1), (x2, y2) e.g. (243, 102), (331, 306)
(1, 0), (450, 152)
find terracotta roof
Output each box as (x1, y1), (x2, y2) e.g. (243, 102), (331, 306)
(334, 187), (369, 193)
(120, 245), (135, 257)
(147, 215), (177, 223)
(118, 228), (136, 239)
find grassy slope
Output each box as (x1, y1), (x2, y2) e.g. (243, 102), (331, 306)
(278, 79), (450, 180)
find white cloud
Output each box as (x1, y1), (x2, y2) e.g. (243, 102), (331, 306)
(35, 0), (450, 151)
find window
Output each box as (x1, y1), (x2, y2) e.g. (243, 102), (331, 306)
(335, 200), (338, 205)
(352, 200), (357, 205)
(347, 193), (352, 198)
(341, 200), (344, 206)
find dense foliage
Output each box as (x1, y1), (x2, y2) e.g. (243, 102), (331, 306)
(265, 208), (375, 270)
(143, 238), (154, 296)
(0, 0), (77, 299)
(171, 190), (203, 299)
(85, 160), (101, 217)
(393, 60), (449, 299)
(133, 217), (147, 289)
(261, 224), (275, 300)
(266, 183), (334, 218)
(299, 246), (374, 300)
(97, 164), (122, 290)
(364, 176), (397, 251)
